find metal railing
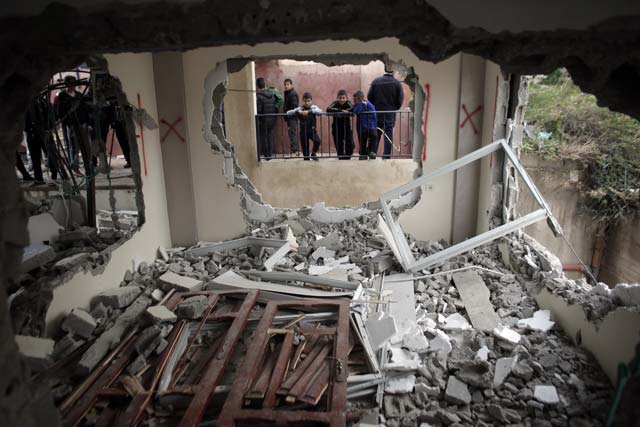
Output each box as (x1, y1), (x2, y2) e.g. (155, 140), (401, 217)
(255, 109), (414, 161)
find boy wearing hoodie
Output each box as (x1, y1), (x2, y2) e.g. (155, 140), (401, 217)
(351, 90), (378, 160)
(286, 92), (322, 161)
(327, 89), (354, 160)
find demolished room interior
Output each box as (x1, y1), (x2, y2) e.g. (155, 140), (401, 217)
(2, 3), (640, 427)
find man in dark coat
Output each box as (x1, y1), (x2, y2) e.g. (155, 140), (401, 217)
(25, 96), (60, 182)
(55, 75), (91, 172)
(367, 69), (404, 159)
(256, 77), (278, 159)
(283, 78), (299, 154)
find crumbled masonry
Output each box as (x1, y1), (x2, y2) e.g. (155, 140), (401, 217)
(26, 208), (632, 426)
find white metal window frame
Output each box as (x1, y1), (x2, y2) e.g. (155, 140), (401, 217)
(378, 138), (563, 272)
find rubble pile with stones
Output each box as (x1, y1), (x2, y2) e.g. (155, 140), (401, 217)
(33, 210), (626, 425)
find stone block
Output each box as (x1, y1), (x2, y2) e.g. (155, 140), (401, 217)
(15, 335), (55, 371)
(61, 308), (97, 339)
(158, 271), (203, 292)
(92, 285), (142, 309)
(444, 376), (471, 405)
(146, 305), (177, 323)
(176, 295), (208, 319)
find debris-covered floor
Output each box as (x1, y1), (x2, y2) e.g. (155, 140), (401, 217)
(17, 209), (635, 426)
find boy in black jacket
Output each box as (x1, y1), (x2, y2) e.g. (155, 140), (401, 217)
(283, 78), (299, 154)
(286, 92), (322, 161)
(326, 89), (354, 160)
(256, 77), (278, 159)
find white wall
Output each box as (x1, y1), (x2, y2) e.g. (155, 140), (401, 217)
(179, 38), (469, 243)
(45, 53), (172, 335)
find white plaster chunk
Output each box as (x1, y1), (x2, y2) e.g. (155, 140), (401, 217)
(158, 246), (170, 262)
(534, 385), (560, 404)
(308, 265), (335, 275)
(309, 202), (371, 223)
(441, 313), (472, 331)
(286, 227), (299, 250)
(493, 356), (517, 387)
(386, 346), (422, 371)
(493, 325), (521, 344)
(293, 262), (306, 271)
(475, 345), (490, 362)
(311, 246), (336, 261)
(365, 312), (397, 350)
(384, 374), (416, 394)
(27, 213), (63, 244)
(517, 309), (555, 332)
(15, 335), (55, 371)
(613, 283), (640, 307)
(590, 282), (611, 296)
(428, 329), (452, 354)
(146, 305), (178, 323)
(132, 255), (144, 273)
(245, 196), (277, 223)
(151, 288), (165, 303)
(159, 271), (203, 292)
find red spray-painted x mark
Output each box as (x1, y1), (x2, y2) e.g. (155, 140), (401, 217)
(460, 104), (482, 134)
(160, 117), (185, 143)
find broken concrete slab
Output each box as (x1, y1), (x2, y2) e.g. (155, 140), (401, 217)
(365, 312), (397, 350)
(444, 376), (471, 405)
(428, 329), (452, 354)
(54, 253), (91, 269)
(493, 356), (517, 387)
(176, 295), (208, 319)
(493, 325), (521, 344)
(612, 283), (640, 307)
(91, 285), (142, 309)
(452, 270), (500, 332)
(309, 202), (370, 223)
(263, 241), (292, 271)
(312, 231), (344, 251)
(534, 384), (560, 405)
(15, 335), (55, 371)
(517, 309), (555, 332)
(384, 374), (416, 394)
(386, 346), (422, 371)
(402, 328), (429, 353)
(311, 246), (336, 261)
(78, 295), (152, 374)
(385, 274), (417, 340)
(21, 243), (55, 272)
(61, 308), (97, 339)
(158, 271), (203, 292)
(146, 305), (177, 323)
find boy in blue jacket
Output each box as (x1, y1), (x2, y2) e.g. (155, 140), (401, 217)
(352, 91), (378, 160)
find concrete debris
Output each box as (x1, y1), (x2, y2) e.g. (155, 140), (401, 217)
(61, 308), (97, 339)
(311, 246), (336, 261)
(534, 384), (560, 405)
(91, 285), (142, 309)
(365, 312), (397, 350)
(475, 345), (490, 361)
(15, 335), (55, 371)
(428, 329), (452, 354)
(402, 327), (429, 353)
(146, 305), (178, 323)
(612, 283), (640, 307)
(493, 325), (521, 344)
(517, 309), (555, 332)
(384, 374), (416, 394)
(176, 295), (208, 319)
(54, 253), (91, 269)
(151, 288), (165, 303)
(444, 376), (471, 405)
(312, 231), (344, 251)
(387, 346), (422, 371)
(27, 212), (63, 244)
(158, 271), (203, 292)
(21, 243), (56, 272)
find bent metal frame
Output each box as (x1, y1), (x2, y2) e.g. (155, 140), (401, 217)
(379, 138), (563, 273)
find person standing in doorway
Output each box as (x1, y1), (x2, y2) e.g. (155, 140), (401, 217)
(367, 67), (404, 159)
(256, 77), (278, 160)
(283, 78), (299, 155)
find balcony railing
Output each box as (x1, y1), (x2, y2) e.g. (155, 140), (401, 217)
(255, 109), (414, 161)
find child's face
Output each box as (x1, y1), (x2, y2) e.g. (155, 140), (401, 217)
(353, 95), (363, 104)
(337, 94), (347, 104)
(303, 97), (313, 108)
(284, 81), (292, 91)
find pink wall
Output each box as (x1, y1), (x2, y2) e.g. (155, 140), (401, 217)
(254, 59), (413, 157)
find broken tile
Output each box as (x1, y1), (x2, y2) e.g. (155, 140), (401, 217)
(158, 271), (203, 292)
(517, 309), (555, 332)
(493, 356), (517, 387)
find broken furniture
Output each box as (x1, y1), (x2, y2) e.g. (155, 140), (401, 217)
(61, 290), (258, 427)
(218, 299), (350, 427)
(378, 138), (563, 272)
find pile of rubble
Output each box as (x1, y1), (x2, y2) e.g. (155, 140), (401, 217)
(15, 209), (628, 426)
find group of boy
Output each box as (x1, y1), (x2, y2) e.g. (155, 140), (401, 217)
(255, 70), (404, 161)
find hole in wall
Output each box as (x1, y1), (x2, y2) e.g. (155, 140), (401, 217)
(217, 55), (425, 210)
